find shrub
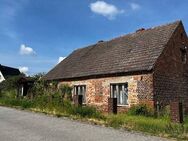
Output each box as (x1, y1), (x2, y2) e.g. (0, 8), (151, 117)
(0, 97), (34, 108)
(59, 84), (72, 100)
(1, 89), (17, 99)
(30, 80), (47, 97)
(128, 104), (154, 117)
(0, 75), (24, 98)
(62, 100), (73, 113)
(33, 94), (50, 110)
(20, 99), (34, 108)
(159, 105), (171, 118)
(0, 75), (23, 91)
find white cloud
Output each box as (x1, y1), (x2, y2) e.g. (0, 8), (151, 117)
(130, 3), (140, 10)
(19, 44), (36, 55)
(89, 1), (124, 20)
(19, 66), (29, 76)
(58, 57), (66, 64)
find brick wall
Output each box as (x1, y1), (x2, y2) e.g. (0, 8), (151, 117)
(153, 22), (188, 114)
(59, 73), (154, 112)
(170, 101), (184, 123)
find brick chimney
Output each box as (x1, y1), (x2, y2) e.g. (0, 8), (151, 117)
(98, 40), (104, 43)
(136, 28), (145, 33)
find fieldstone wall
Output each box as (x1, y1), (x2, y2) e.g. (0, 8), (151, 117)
(59, 73), (154, 112)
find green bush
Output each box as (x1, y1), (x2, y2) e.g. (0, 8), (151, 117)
(0, 97), (34, 108)
(1, 90), (17, 99)
(33, 95), (49, 110)
(20, 99), (34, 108)
(59, 84), (72, 100)
(127, 104), (154, 117)
(0, 75), (24, 91)
(159, 105), (171, 118)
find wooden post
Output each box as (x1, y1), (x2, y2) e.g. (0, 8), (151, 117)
(179, 102), (183, 123)
(156, 101), (160, 117)
(108, 98), (117, 114)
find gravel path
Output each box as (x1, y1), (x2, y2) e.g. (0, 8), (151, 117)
(0, 106), (170, 141)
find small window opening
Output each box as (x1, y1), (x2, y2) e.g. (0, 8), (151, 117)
(180, 46), (187, 64)
(181, 33), (183, 39)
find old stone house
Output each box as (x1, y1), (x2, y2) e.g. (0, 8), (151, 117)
(44, 21), (188, 113)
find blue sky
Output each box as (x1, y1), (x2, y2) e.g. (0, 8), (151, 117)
(0, 0), (188, 75)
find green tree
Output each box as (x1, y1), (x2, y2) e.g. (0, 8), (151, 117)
(0, 75), (24, 98)
(59, 84), (73, 101)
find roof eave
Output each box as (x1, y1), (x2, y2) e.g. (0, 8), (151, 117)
(44, 68), (153, 82)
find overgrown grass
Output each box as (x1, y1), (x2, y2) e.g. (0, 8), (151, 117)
(106, 114), (188, 140)
(127, 104), (154, 117)
(0, 97), (34, 109)
(0, 95), (104, 120)
(0, 94), (188, 140)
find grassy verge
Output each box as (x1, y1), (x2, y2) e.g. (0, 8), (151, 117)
(106, 114), (188, 140)
(0, 97), (187, 140)
(0, 97), (104, 120)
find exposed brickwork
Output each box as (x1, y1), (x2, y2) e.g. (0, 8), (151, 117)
(170, 101), (183, 123)
(59, 74), (154, 112)
(153, 23), (188, 114)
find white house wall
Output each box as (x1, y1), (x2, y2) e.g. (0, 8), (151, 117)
(0, 71), (5, 83)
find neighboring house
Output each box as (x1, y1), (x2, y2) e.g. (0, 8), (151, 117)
(18, 77), (35, 97)
(44, 21), (188, 113)
(0, 64), (21, 83)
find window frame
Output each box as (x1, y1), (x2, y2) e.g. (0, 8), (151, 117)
(110, 82), (128, 106)
(74, 85), (86, 104)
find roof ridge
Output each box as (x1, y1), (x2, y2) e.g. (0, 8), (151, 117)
(74, 20), (181, 51)
(109, 20), (181, 42)
(1, 65), (18, 70)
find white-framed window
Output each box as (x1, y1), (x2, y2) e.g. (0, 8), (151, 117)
(110, 83), (128, 106)
(74, 85), (86, 103)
